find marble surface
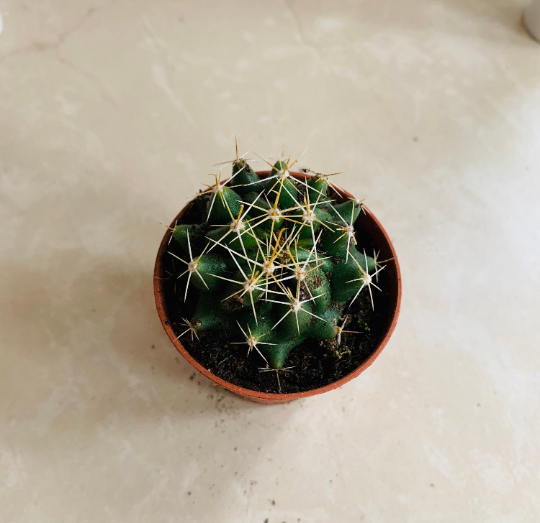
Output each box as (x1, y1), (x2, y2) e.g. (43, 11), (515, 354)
(1, 0), (540, 521)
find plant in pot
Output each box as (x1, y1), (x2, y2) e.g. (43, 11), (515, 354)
(154, 146), (401, 404)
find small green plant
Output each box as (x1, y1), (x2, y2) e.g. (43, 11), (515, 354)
(168, 145), (386, 369)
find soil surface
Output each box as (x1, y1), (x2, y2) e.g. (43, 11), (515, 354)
(161, 199), (393, 393)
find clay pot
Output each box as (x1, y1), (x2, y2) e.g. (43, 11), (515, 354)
(154, 171), (401, 404)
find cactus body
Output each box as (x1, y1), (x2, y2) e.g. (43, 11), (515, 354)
(169, 153), (385, 369)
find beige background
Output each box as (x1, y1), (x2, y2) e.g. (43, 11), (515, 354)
(1, 0), (540, 521)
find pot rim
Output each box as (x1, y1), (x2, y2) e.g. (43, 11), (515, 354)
(154, 171), (402, 403)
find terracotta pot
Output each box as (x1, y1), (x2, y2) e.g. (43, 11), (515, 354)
(154, 171), (401, 404)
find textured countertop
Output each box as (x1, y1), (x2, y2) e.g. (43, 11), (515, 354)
(1, 0), (539, 521)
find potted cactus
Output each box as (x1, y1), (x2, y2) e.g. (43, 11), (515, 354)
(154, 146), (401, 403)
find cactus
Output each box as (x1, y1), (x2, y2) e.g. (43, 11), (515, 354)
(168, 147), (386, 369)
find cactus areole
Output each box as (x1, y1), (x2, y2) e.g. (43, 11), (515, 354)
(155, 150), (401, 398)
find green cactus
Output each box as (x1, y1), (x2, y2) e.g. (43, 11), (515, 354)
(168, 147), (387, 369)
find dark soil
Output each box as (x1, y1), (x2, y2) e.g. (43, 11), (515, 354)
(161, 244), (391, 393)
